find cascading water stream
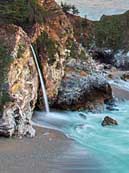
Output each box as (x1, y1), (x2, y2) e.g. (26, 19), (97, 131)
(30, 45), (50, 113)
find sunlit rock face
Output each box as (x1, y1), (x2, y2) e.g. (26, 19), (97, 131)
(0, 0), (74, 110)
(0, 25), (38, 137)
(32, 0), (74, 108)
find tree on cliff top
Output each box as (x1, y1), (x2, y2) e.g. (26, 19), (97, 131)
(60, 2), (79, 15)
(71, 5), (79, 15)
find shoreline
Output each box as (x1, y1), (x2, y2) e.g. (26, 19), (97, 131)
(0, 126), (103, 173)
(0, 80), (129, 173)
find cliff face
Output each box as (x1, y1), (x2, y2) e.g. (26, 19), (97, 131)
(32, 0), (74, 107)
(0, 0), (74, 108)
(0, 25), (38, 137)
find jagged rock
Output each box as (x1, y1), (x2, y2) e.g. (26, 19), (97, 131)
(89, 48), (114, 65)
(0, 119), (14, 137)
(0, 25), (38, 137)
(101, 116), (118, 126)
(54, 73), (112, 111)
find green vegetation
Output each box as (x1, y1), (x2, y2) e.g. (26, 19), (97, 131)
(67, 39), (88, 60)
(61, 2), (79, 15)
(71, 5), (79, 15)
(94, 11), (129, 51)
(33, 31), (58, 65)
(67, 40), (78, 59)
(0, 0), (48, 30)
(17, 43), (26, 59)
(0, 42), (12, 113)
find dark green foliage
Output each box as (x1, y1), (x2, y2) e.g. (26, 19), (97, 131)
(67, 40), (78, 59)
(61, 2), (79, 15)
(71, 5), (79, 15)
(0, 42), (12, 113)
(33, 31), (58, 65)
(60, 2), (72, 13)
(0, 0), (48, 30)
(67, 40), (88, 60)
(95, 18), (123, 50)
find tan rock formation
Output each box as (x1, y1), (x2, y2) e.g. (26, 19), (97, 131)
(0, 25), (38, 137)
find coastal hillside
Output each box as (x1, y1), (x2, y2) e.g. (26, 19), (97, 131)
(67, 10), (129, 69)
(0, 0), (113, 137)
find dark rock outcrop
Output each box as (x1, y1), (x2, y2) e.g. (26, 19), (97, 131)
(101, 116), (118, 126)
(0, 25), (38, 137)
(54, 74), (112, 111)
(89, 48), (114, 65)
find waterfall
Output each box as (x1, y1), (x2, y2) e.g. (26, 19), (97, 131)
(30, 45), (50, 113)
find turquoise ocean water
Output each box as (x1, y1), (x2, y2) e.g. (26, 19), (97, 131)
(34, 100), (129, 172)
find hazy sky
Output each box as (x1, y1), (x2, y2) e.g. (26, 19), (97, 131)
(56, 0), (129, 20)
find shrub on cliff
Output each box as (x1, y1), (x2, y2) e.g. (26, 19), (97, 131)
(60, 2), (72, 13)
(0, 42), (12, 114)
(33, 31), (58, 65)
(61, 2), (79, 15)
(71, 5), (79, 15)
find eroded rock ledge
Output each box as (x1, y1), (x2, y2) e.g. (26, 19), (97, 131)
(0, 25), (38, 137)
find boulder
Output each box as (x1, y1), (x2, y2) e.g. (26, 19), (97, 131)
(101, 116), (118, 126)
(54, 72), (112, 111)
(89, 48), (114, 65)
(0, 25), (38, 137)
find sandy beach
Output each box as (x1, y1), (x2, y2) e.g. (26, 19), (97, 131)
(0, 126), (103, 173)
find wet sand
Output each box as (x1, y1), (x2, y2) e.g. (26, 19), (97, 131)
(0, 126), (103, 173)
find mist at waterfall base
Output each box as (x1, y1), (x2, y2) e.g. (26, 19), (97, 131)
(33, 78), (129, 173)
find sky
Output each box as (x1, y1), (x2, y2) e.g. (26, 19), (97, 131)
(56, 0), (129, 20)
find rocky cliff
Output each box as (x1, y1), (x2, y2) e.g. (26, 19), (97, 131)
(32, 0), (74, 107)
(0, 25), (38, 137)
(0, 0), (113, 137)
(0, 0), (74, 108)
